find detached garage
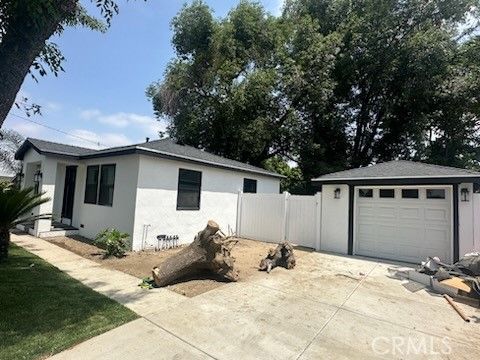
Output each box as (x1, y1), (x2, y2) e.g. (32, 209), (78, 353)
(312, 161), (480, 263)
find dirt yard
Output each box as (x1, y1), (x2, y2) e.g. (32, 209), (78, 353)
(45, 235), (313, 297)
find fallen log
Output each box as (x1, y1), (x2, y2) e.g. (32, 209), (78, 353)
(152, 220), (239, 287)
(259, 242), (296, 273)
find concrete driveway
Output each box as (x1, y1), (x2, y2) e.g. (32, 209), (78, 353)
(48, 249), (480, 359)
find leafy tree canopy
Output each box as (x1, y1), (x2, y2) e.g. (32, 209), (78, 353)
(150, 0), (480, 193)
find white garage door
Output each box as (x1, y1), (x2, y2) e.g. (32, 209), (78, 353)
(355, 186), (452, 263)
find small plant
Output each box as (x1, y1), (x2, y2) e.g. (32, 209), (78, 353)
(138, 277), (155, 289)
(94, 228), (129, 258)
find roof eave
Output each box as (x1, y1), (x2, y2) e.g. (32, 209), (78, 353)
(312, 175), (480, 185)
(78, 146), (284, 179)
(134, 147), (286, 179)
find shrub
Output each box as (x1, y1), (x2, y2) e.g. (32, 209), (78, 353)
(94, 228), (129, 258)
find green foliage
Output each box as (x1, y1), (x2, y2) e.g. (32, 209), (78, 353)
(263, 157), (306, 194)
(0, 183), (50, 231)
(138, 276), (155, 289)
(148, 0), (289, 167)
(94, 228), (129, 258)
(0, 244), (137, 360)
(150, 0), (480, 191)
(0, 129), (24, 175)
(0, 0), (121, 118)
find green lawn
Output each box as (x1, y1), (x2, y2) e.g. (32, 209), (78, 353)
(0, 244), (138, 360)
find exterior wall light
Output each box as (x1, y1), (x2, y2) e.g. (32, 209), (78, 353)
(334, 188), (341, 199)
(461, 187), (470, 202)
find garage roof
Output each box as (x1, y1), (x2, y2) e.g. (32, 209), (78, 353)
(312, 160), (480, 184)
(15, 138), (284, 179)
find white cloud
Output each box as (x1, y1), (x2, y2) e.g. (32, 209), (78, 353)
(67, 129), (132, 149)
(8, 121), (44, 138)
(81, 109), (167, 138)
(80, 109), (102, 120)
(45, 102), (62, 112)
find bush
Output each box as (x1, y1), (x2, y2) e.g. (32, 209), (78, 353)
(94, 229), (129, 258)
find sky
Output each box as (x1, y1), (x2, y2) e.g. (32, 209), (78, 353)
(3, 0), (284, 149)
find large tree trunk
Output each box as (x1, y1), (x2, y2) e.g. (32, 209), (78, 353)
(0, 0), (77, 127)
(0, 228), (11, 262)
(152, 220), (239, 287)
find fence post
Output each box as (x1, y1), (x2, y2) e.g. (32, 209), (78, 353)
(282, 191), (290, 241)
(236, 190), (243, 237)
(315, 192), (322, 251)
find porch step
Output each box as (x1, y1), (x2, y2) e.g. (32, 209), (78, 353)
(38, 229), (79, 238)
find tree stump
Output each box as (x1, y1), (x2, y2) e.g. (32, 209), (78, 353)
(259, 242), (296, 273)
(152, 220), (239, 287)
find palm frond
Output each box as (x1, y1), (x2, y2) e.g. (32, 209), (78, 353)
(0, 186), (51, 230)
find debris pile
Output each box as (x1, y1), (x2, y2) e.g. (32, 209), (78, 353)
(258, 242), (296, 273)
(418, 253), (480, 299)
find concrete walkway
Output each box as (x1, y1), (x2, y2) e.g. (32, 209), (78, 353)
(12, 233), (480, 359)
(12, 233), (186, 316)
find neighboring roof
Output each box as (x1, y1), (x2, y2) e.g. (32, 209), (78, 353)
(15, 138), (283, 179)
(312, 160), (480, 184)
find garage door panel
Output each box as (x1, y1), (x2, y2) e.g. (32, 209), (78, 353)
(424, 228), (449, 244)
(376, 225), (396, 238)
(376, 207), (396, 218)
(425, 208), (448, 221)
(355, 187), (452, 263)
(357, 205), (377, 218)
(357, 224), (376, 237)
(398, 207), (421, 220)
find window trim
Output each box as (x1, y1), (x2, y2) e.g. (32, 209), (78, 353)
(84, 164), (116, 206)
(243, 178), (257, 193)
(176, 168), (202, 211)
(97, 164), (116, 207)
(379, 189), (395, 198)
(401, 188), (419, 199)
(426, 188), (446, 199)
(358, 189), (373, 198)
(84, 165), (99, 204)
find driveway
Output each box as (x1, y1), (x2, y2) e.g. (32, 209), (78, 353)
(45, 250), (479, 359)
(13, 234), (479, 359)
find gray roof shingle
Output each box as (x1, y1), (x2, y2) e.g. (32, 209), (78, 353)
(312, 160), (480, 182)
(19, 138), (97, 157)
(16, 138), (283, 178)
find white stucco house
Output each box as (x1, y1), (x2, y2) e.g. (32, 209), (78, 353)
(312, 161), (480, 263)
(15, 138), (282, 250)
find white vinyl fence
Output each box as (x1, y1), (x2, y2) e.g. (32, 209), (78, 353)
(237, 192), (321, 249)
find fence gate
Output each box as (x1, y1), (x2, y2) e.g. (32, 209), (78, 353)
(237, 192), (321, 249)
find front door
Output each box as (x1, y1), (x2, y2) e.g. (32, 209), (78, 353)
(61, 166), (77, 223)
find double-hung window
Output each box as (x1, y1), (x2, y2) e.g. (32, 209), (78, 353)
(84, 164), (116, 206)
(177, 169), (202, 210)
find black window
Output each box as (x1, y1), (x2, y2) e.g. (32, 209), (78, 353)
(402, 189), (419, 199)
(177, 169), (202, 210)
(98, 164), (116, 206)
(359, 189), (373, 198)
(243, 178), (257, 193)
(84, 165), (99, 204)
(379, 189), (395, 198)
(474, 183), (480, 193)
(427, 189), (445, 199)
